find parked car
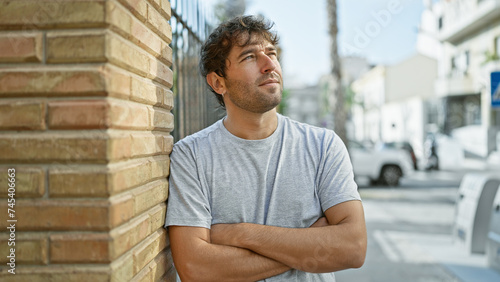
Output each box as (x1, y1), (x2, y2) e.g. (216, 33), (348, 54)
(383, 141), (418, 170)
(349, 140), (414, 186)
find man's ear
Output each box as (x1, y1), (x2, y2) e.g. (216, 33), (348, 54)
(206, 72), (226, 95)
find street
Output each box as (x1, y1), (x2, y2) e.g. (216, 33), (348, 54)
(336, 170), (500, 282)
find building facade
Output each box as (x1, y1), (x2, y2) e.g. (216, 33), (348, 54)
(351, 54), (438, 163)
(425, 0), (500, 157)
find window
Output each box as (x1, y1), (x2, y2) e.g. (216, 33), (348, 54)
(451, 50), (469, 76)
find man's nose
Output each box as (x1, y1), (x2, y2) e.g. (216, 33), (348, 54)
(260, 55), (277, 74)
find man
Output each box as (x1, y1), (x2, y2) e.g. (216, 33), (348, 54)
(165, 15), (366, 281)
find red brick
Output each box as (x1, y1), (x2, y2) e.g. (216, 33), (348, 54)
(132, 249), (172, 282)
(149, 203), (167, 232)
(131, 18), (162, 59)
(109, 100), (150, 130)
(108, 160), (152, 193)
(106, 0), (132, 37)
(50, 233), (111, 263)
(103, 61), (132, 99)
(49, 166), (109, 197)
(0, 233), (48, 265)
(160, 0), (172, 20)
(108, 157), (171, 194)
(0, 133), (108, 163)
(0, 199), (110, 231)
(0, 33), (42, 62)
(0, 70), (106, 97)
(130, 77), (162, 106)
(0, 100), (46, 130)
(48, 100), (110, 129)
(106, 35), (150, 78)
(150, 59), (173, 88)
(131, 133), (162, 157)
(109, 193), (135, 227)
(0, 167), (45, 198)
(116, 0), (148, 23)
(161, 42), (173, 66)
(107, 132), (133, 161)
(110, 213), (150, 258)
(162, 88), (174, 110)
(146, 3), (172, 44)
(46, 31), (107, 63)
(133, 229), (167, 274)
(164, 135), (174, 154)
(0, 0), (106, 30)
(150, 156), (170, 179)
(0, 265), (110, 282)
(110, 253), (134, 281)
(150, 107), (174, 131)
(132, 180), (168, 214)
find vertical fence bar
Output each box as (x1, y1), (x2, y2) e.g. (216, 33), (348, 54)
(170, 0), (224, 142)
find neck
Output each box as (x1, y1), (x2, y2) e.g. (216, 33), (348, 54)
(223, 109), (278, 140)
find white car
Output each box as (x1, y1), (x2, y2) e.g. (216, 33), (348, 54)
(349, 141), (414, 186)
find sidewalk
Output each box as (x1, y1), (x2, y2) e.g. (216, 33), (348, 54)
(359, 170), (500, 282)
(383, 230), (500, 282)
(414, 158), (500, 281)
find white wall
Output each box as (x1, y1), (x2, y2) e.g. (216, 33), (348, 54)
(385, 54), (438, 102)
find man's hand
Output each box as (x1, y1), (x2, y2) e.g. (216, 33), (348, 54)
(208, 201), (367, 273)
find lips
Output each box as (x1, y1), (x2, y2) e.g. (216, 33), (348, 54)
(258, 74), (281, 86)
(259, 78), (279, 86)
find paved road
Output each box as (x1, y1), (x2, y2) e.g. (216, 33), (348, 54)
(335, 170), (500, 282)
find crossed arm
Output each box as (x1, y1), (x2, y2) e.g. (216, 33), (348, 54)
(168, 200), (367, 281)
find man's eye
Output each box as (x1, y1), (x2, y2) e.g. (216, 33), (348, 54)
(243, 55), (254, 61)
(266, 51), (278, 58)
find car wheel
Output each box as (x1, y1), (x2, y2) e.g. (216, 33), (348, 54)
(379, 165), (402, 186)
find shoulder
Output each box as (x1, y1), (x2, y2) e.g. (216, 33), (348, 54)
(280, 115), (349, 160)
(280, 115), (338, 143)
(172, 119), (223, 156)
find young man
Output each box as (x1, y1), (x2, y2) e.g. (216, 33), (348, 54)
(165, 16), (366, 281)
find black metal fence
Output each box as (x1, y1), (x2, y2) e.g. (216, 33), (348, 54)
(170, 0), (225, 141)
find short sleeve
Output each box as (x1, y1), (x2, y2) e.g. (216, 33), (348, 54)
(164, 141), (212, 229)
(317, 133), (361, 212)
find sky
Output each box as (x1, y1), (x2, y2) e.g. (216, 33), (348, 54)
(206, 0), (425, 86)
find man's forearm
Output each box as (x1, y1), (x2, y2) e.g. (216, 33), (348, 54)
(169, 226), (290, 282)
(210, 202), (367, 273)
(232, 223), (365, 273)
(185, 242), (290, 281)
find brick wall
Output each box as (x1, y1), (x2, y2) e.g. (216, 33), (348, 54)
(0, 0), (175, 280)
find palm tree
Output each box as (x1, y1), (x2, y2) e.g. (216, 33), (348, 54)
(327, 0), (348, 147)
(214, 0), (246, 22)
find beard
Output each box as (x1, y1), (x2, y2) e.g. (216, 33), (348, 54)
(224, 74), (283, 114)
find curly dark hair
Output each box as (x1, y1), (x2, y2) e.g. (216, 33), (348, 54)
(200, 15), (279, 107)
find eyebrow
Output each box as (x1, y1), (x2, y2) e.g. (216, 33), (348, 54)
(237, 45), (277, 60)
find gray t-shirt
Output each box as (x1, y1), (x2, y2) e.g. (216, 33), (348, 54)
(165, 114), (361, 281)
